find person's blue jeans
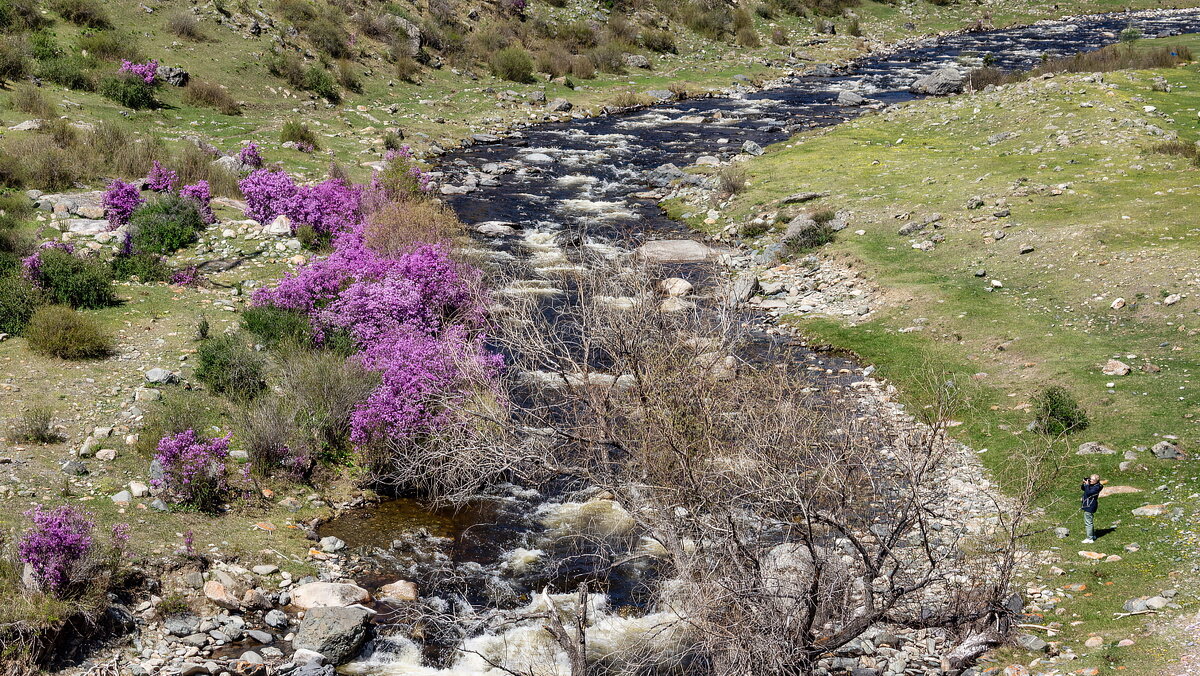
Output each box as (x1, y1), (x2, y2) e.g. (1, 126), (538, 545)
(1083, 511), (1095, 540)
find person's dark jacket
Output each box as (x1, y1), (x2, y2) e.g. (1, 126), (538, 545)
(1081, 481), (1102, 513)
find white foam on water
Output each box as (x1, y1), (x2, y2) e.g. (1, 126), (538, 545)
(555, 174), (599, 188)
(499, 547), (544, 573)
(537, 499), (636, 537)
(556, 199), (636, 220)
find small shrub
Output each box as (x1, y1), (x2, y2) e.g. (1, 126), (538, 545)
(303, 64), (339, 101)
(739, 220), (769, 238)
(490, 46), (534, 83)
(0, 35), (30, 84)
(241, 305), (312, 346)
(335, 59), (362, 93)
(383, 130), (404, 151)
(265, 51), (306, 88)
(11, 405), (62, 443)
(679, 0), (729, 39)
(18, 504), (95, 594)
(394, 54), (420, 82)
(37, 55), (96, 91)
(536, 47), (572, 78)
(847, 18), (861, 36)
(76, 31), (143, 61)
(1033, 385), (1089, 436)
(770, 27), (789, 45)
(0, 274), (41, 334)
(182, 80), (241, 115)
(736, 26), (761, 48)
(0, 0), (47, 31)
(195, 315), (209, 340)
(305, 16), (350, 58)
(25, 305), (113, 359)
(782, 219), (836, 254)
(810, 207), (836, 225)
(569, 54), (596, 79)
(39, 117), (78, 149)
(167, 12), (205, 40)
(364, 199), (463, 253)
(1152, 139), (1200, 166)
(194, 333), (267, 400)
(966, 66), (1014, 89)
(128, 194), (204, 255)
(717, 165), (748, 195)
(99, 74), (158, 109)
(49, 0), (109, 28)
(134, 390), (222, 457)
(153, 429), (230, 511)
(1119, 24), (1141, 43)
(280, 119), (319, 148)
(110, 251), (171, 282)
(10, 85), (53, 117)
(30, 248), (115, 309)
(610, 90), (649, 108)
(642, 29), (676, 54)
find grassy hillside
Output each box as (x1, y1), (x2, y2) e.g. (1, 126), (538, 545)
(721, 34), (1200, 674)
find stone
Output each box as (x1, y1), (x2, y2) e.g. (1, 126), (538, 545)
(1098, 485), (1141, 497)
(155, 65), (190, 87)
(1145, 595), (1170, 609)
(290, 582), (371, 609)
(149, 498), (169, 512)
(95, 448), (117, 461)
(622, 53), (651, 69)
(1131, 504), (1167, 517)
(729, 273), (759, 304)
(1016, 633), (1048, 652)
(741, 140), (764, 156)
(636, 239), (717, 264)
(134, 387), (161, 402)
(292, 648), (326, 666)
(659, 278), (693, 297)
(242, 588), (272, 610)
(319, 536), (346, 553)
(246, 629), (274, 644)
(111, 490), (132, 504)
(203, 581), (242, 610)
(265, 215), (293, 236)
(145, 367), (178, 384)
(1102, 359), (1131, 376)
(253, 564), (279, 576)
(1123, 597), (1148, 613)
(1076, 442), (1115, 455)
(1053, 527), (1070, 539)
(1084, 636), (1103, 648)
(292, 606), (372, 665)
(780, 191), (830, 204)
(264, 609), (289, 629)
(290, 664), (335, 676)
(1151, 441), (1182, 459)
(379, 579), (418, 602)
(547, 98), (572, 113)
(523, 152), (554, 164)
(645, 89), (674, 102)
(909, 67), (965, 96)
(1164, 293), (1181, 305)
(646, 163), (685, 187)
(62, 459), (87, 476)
(129, 481), (149, 497)
(836, 90), (866, 106)
(165, 615), (200, 637)
(1078, 551), (1105, 560)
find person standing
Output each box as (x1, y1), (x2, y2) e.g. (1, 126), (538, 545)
(1081, 474), (1102, 544)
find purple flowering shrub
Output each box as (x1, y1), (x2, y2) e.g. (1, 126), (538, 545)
(239, 169), (364, 235)
(20, 241), (74, 281)
(170, 265), (202, 286)
(153, 429), (231, 511)
(377, 147), (434, 199)
(119, 59), (159, 84)
(145, 160), (178, 193)
(180, 180), (214, 224)
(17, 505), (94, 594)
(239, 142), (263, 168)
(103, 179), (144, 227)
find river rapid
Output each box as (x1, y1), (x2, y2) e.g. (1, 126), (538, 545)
(323, 9), (1200, 675)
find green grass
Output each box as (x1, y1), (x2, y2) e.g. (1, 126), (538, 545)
(722, 35), (1200, 673)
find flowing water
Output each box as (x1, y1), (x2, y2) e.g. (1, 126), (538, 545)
(322, 10), (1200, 674)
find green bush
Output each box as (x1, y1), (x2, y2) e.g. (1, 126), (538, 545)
(99, 74), (158, 109)
(134, 389), (224, 456)
(11, 404), (62, 443)
(25, 305), (113, 359)
(49, 0), (109, 28)
(194, 333), (266, 400)
(1034, 385), (1089, 436)
(642, 29), (676, 53)
(76, 30), (141, 60)
(35, 248), (115, 309)
(280, 119), (319, 148)
(0, 36), (30, 84)
(0, 0), (47, 31)
(241, 305), (312, 347)
(302, 65), (340, 102)
(110, 251), (171, 282)
(128, 194), (204, 255)
(37, 55), (96, 91)
(490, 46), (534, 83)
(0, 274), (41, 335)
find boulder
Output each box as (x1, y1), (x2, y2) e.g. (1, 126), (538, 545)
(155, 65), (190, 87)
(64, 219), (110, 235)
(729, 273), (759, 304)
(645, 89), (675, 102)
(379, 579), (418, 602)
(203, 581), (242, 610)
(213, 155), (249, 174)
(290, 582), (370, 609)
(1076, 442), (1115, 455)
(319, 536), (346, 553)
(1131, 504), (1167, 517)
(1151, 441), (1182, 459)
(264, 609), (289, 629)
(836, 90), (866, 106)
(909, 67), (964, 96)
(292, 606), (372, 665)
(1098, 485), (1141, 497)
(145, 367), (178, 384)
(741, 140), (764, 156)
(658, 278), (693, 297)
(111, 490), (132, 504)
(389, 15), (421, 57)
(646, 163), (685, 187)
(1102, 359), (1131, 376)
(547, 98), (573, 113)
(780, 191), (830, 205)
(265, 215), (293, 236)
(636, 239), (717, 264)
(622, 53), (651, 69)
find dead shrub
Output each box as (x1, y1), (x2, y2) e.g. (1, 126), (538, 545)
(167, 12), (206, 40)
(182, 80), (241, 115)
(9, 85), (53, 118)
(364, 199), (464, 253)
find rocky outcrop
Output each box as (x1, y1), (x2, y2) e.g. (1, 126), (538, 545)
(292, 606), (372, 665)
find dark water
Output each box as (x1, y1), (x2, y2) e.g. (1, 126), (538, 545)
(323, 9), (1200, 671)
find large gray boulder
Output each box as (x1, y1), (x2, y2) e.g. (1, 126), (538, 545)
(646, 163), (685, 187)
(909, 67), (965, 96)
(155, 65), (190, 87)
(292, 606), (372, 665)
(290, 581), (370, 609)
(836, 90), (866, 106)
